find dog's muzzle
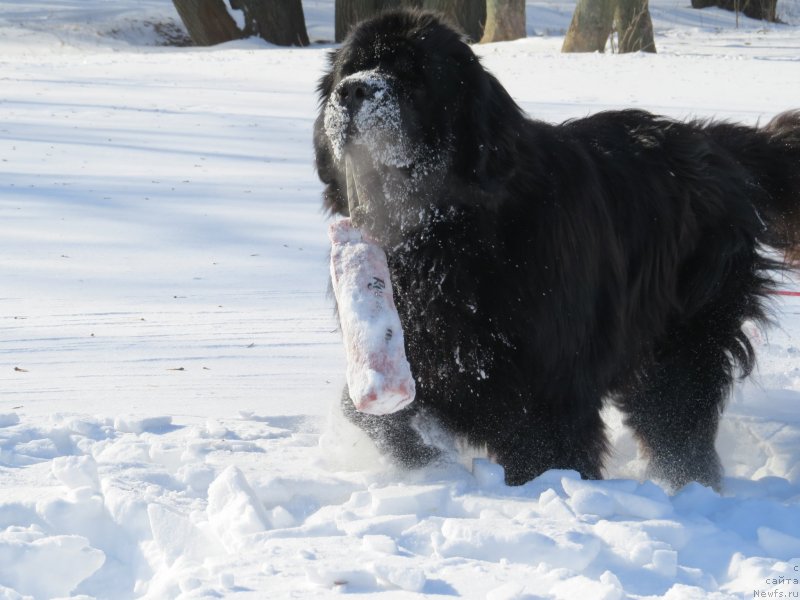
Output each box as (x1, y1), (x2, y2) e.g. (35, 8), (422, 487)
(323, 70), (399, 161)
(334, 77), (384, 120)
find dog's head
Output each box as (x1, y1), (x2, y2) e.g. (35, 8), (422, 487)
(314, 10), (523, 241)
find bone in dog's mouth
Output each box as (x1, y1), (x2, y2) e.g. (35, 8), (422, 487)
(345, 154), (373, 228)
(345, 155), (359, 215)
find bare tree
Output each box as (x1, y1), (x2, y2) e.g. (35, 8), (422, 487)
(482, 0), (526, 43)
(562, 0), (655, 53)
(173, 0), (309, 47)
(173, 0), (241, 46)
(230, 0), (309, 46)
(562, 0), (615, 52)
(616, 0), (655, 53)
(691, 0), (777, 22)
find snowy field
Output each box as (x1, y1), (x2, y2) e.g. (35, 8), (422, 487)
(1, 0), (800, 598)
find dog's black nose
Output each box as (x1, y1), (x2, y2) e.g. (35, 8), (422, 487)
(336, 79), (376, 113)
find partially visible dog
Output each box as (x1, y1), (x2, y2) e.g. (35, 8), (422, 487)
(314, 9), (800, 489)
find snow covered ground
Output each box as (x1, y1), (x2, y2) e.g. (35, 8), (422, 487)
(1, 0), (800, 598)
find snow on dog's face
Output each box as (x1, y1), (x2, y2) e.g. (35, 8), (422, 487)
(323, 69), (416, 169)
(314, 11), (490, 242)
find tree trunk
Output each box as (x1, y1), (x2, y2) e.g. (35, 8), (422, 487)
(562, 0), (616, 52)
(172, 0), (241, 46)
(231, 0), (310, 46)
(691, 0), (777, 21)
(481, 0), (526, 43)
(616, 0), (655, 52)
(422, 0), (486, 42)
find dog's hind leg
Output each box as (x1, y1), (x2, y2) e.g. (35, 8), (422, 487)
(617, 342), (726, 491)
(617, 205), (775, 491)
(614, 303), (762, 492)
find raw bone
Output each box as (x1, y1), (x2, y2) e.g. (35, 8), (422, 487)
(329, 218), (416, 415)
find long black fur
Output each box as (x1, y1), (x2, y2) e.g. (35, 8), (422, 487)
(314, 10), (800, 489)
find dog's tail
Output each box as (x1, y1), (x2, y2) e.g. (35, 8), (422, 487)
(709, 111), (800, 267)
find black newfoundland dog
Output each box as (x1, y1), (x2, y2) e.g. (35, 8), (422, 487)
(314, 10), (800, 490)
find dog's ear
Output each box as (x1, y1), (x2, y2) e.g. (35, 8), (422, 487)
(454, 62), (525, 191)
(314, 50), (348, 217)
(317, 49), (339, 105)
